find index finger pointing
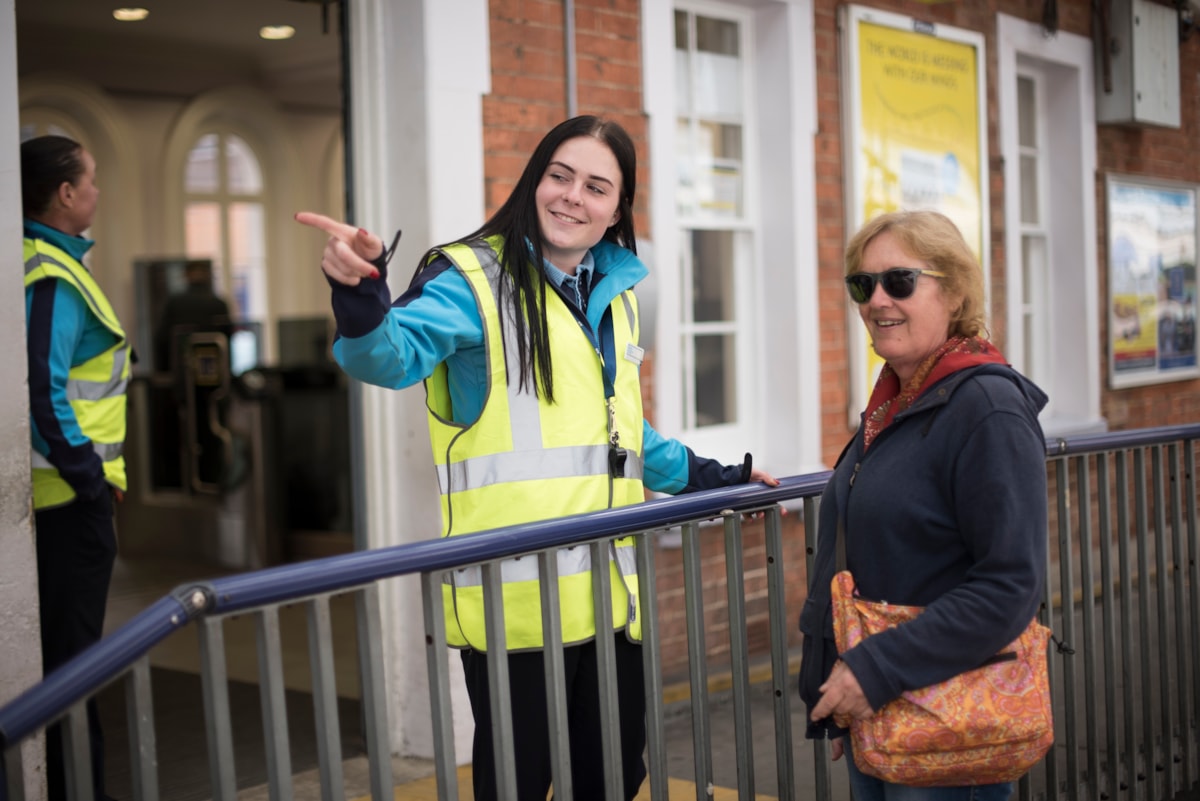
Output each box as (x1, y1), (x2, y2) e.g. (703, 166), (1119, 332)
(295, 211), (358, 240)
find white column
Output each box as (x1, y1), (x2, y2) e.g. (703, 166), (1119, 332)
(346, 0), (489, 762)
(0, 1), (50, 796)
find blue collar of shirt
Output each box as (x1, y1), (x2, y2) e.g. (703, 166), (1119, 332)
(542, 250), (595, 290)
(24, 219), (95, 264)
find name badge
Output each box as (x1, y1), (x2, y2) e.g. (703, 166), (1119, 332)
(624, 343), (645, 365)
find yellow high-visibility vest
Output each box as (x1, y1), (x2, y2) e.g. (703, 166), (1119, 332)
(426, 238), (646, 651)
(24, 237), (129, 509)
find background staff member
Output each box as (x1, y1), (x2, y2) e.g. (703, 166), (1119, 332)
(22, 134), (130, 801)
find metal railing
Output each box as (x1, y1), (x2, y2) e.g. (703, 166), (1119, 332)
(1, 424), (1198, 801)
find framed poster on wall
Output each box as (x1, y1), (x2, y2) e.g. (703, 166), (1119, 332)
(839, 5), (989, 421)
(1106, 175), (1199, 388)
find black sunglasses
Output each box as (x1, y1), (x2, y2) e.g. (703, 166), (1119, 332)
(845, 268), (947, 303)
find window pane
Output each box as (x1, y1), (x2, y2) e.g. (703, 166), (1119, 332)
(1019, 154), (1039, 225)
(186, 134), (220, 194)
(1017, 77), (1036, 148)
(675, 49), (691, 116)
(225, 134), (263, 195)
(693, 333), (737, 427)
(676, 118), (696, 215)
(185, 201), (225, 297)
(691, 230), (735, 323)
(696, 15), (738, 56)
(674, 9), (688, 49)
(692, 48), (742, 118)
(228, 202), (266, 320)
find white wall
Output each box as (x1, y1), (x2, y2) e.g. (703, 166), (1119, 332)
(0, 1), (48, 796)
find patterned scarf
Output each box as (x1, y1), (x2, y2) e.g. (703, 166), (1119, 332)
(861, 335), (1008, 450)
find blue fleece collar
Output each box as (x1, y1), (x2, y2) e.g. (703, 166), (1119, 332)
(24, 219), (95, 264)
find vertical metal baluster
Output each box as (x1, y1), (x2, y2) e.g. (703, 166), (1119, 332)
(1076, 455), (1100, 798)
(1187, 440), (1200, 787)
(1056, 457), (1078, 801)
(1151, 445), (1174, 794)
(804, 497), (834, 801)
(637, 531), (668, 801)
(198, 617), (237, 801)
(1134, 448), (1155, 800)
(355, 585), (393, 801)
(538, 547), (571, 801)
(1168, 443), (1191, 790)
(1116, 450), (1137, 800)
(255, 605), (294, 801)
(306, 595), (345, 801)
(481, 561), (518, 801)
(721, 512), (754, 801)
(421, 572), (459, 801)
(125, 656), (159, 801)
(62, 703), (91, 801)
(590, 540), (623, 801)
(763, 505), (794, 801)
(1037, 461), (1056, 801)
(1097, 453), (1120, 800)
(3, 742), (26, 801)
(681, 521), (713, 801)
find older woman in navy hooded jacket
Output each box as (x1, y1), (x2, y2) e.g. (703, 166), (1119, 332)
(798, 210), (1048, 801)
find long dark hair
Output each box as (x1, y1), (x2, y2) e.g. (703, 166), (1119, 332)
(419, 115), (638, 402)
(20, 135), (85, 219)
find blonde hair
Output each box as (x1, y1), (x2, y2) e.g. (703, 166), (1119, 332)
(844, 210), (988, 338)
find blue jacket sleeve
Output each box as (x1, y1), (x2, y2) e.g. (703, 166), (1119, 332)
(329, 257), (484, 389)
(26, 279), (109, 500)
(642, 420), (752, 495)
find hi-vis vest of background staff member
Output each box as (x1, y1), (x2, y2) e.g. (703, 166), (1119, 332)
(24, 237), (130, 510)
(428, 239), (645, 652)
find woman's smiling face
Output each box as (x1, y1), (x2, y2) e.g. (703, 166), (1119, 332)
(856, 230), (958, 383)
(535, 135), (622, 274)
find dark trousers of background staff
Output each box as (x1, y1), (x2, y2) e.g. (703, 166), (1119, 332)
(36, 491), (117, 801)
(462, 632), (648, 801)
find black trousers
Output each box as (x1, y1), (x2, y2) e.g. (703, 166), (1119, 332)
(461, 632), (647, 801)
(35, 491), (117, 801)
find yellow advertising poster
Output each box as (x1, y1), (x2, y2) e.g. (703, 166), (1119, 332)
(841, 6), (988, 417)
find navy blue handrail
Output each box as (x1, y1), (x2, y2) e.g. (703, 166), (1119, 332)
(0, 471), (825, 750)
(2, 423), (1198, 750)
(1043, 423), (1200, 456)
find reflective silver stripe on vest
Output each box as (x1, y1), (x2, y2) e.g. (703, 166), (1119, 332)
(67, 349), (130, 402)
(25, 253), (112, 325)
(451, 538), (639, 587)
(435, 443), (643, 495)
(31, 438), (124, 469)
(619, 291), (635, 336)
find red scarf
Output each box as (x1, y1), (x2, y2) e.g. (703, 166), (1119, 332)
(861, 335), (1008, 450)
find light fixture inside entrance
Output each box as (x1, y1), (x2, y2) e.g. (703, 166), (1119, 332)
(259, 25), (296, 40)
(112, 7), (149, 22)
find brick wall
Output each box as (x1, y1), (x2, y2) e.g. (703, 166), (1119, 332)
(484, 0), (648, 230)
(480, 0), (1200, 682)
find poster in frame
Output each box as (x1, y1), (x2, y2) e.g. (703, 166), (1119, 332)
(1106, 174), (1199, 389)
(838, 5), (988, 422)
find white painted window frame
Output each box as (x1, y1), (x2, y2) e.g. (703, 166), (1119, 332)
(643, 0), (823, 475)
(997, 14), (1106, 435)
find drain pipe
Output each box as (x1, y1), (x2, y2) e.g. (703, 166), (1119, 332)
(564, 0), (578, 117)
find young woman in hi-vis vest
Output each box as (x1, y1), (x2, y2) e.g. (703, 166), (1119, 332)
(297, 116), (779, 801)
